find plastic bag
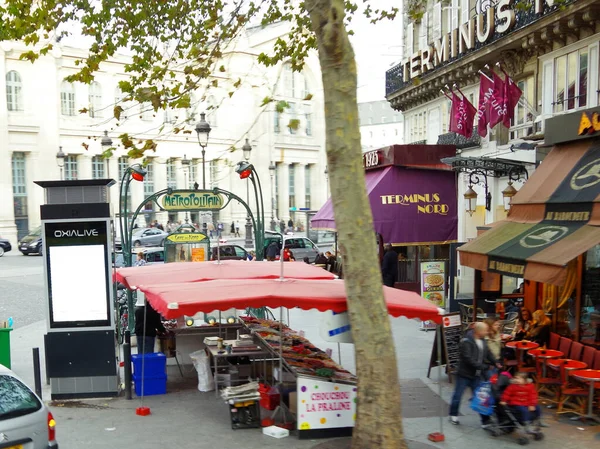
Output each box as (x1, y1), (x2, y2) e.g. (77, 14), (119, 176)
(471, 381), (495, 416)
(190, 349), (215, 392)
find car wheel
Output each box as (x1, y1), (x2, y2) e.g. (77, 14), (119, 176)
(134, 240), (141, 247)
(0, 247), (4, 257)
(160, 239), (165, 246)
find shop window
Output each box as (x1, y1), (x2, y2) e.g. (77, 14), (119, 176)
(582, 246), (600, 347)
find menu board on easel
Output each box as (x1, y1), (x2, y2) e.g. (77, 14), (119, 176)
(427, 313), (462, 382)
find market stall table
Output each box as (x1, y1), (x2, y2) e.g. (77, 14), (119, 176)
(570, 369), (600, 423)
(529, 349), (564, 378)
(506, 340), (539, 368)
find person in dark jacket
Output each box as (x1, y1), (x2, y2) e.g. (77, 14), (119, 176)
(135, 299), (166, 354)
(266, 241), (280, 261)
(449, 322), (501, 427)
(381, 244), (398, 287)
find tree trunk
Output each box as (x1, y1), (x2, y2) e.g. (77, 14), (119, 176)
(305, 1), (406, 448)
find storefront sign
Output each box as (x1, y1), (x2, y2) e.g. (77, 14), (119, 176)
(578, 111), (600, 136)
(381, 193), (450, 215)
(191, 247), (206, 262)
(297, 377), (356, 431)
(161, 191), (224, 211)
(166, 233), (208, 243)
(420, 261), (446, 307)
(401, 0), (557, 84)
(546, 107), (600, 146)
(363, 150), (383, 169)
(488, 258), (526, 276)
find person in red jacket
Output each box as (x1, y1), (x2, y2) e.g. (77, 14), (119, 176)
(500, 372), (541, 429)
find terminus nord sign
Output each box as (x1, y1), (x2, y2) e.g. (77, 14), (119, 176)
(161, 191), (225, 211)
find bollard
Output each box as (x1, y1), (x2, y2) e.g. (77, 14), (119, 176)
(124, 330), (132, 400)
(32, 347), (42, 399)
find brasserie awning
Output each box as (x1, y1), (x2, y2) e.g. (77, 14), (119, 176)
(459, 139), (600, 286)
(311, 166), (458, 246)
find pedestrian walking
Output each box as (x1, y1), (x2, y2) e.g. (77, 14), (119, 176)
(381, 243), (398, 287)
(230, 221), (235, 235)
(207, 222), (215, 238)
(449, 322), (501, 427)
(266, 240), (279, 261)
(287, 218), (294, 233)
(235, 221), (241, 237)
(217, 222), (224, 238)
(279, 220), (285, 233)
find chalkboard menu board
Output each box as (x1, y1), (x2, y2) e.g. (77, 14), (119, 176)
(427, 313), (463, 382)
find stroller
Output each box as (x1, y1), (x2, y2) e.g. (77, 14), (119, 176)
(486, 371), (544, 445)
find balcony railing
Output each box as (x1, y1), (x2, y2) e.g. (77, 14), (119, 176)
(437, 126), (481, 150)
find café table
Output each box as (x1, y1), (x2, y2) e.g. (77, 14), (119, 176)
(529, 349), (563, 378)
(570, 369), (600, 423)
(546, 359), (588, 383)
(506, 340), (539, 368)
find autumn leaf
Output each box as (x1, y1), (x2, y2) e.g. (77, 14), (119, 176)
(233, 78), (241, 88)
(81, 142), (90, 151)
(219, 65), (226, 72)
(211, 79), (218, 87)
(303, 93), (313, 101)
(288, 118), (300, 130)
(114, 105), (124, 120)
(79, 107), (89, 114)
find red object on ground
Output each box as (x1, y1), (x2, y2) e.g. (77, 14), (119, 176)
(428, 432), (445, 442)
(134, 278), (442, 323)
(135, 407), (151, 416)
(114, 260), (335, 289)
(259, 385), (280, 411)
(261, 418), (274, 427)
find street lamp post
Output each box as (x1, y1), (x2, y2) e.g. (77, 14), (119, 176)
(195, 112), (211, 234)
(269, 162), (276, 231)
(101, 131), (113, 206)
(235, 160), (265, 261)
(56, 147), (66, 180)
(243, 139), (253, 249)
(181, 154), (190, 223)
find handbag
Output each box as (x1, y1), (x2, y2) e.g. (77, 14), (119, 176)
(470, 381), (495, 416)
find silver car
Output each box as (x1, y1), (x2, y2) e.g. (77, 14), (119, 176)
(0, 365), (59, 448)
(131, 228), (168, 247)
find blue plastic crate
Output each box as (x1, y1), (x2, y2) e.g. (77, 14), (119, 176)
(132, 374), (167, 396)
(131, 352), (166, 377)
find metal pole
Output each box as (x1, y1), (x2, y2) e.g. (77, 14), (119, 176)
(436, 324), (444, 437)
(124, 330), (132, 400)
(202, 147), (206, 190)
(32, 347), (42, 398)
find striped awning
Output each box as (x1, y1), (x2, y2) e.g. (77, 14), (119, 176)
(459, 138), (600, 286)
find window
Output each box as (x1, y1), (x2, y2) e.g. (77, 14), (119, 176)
(554, 48), (588, 112)
(12, 152), (28, 239)
(510, 75), (535, 140)
(64, 155), (78, 180)
(288, 164), (295, 208)
(288, 102), (297, 135)
(284, 63), (295, 96)
(274, 110), (281, 134)
(88, 81), (102, 118)
(207, 95), (218, 127)
(115, 87), (128, 119)
(140, 102), (153, 121)
(305, 105), (312, 136)
(60, 81), (76, 116)
(167, 159), (177, 189)
(210, 160), (219, 188)
(91, 156), (105, 179)
(144, 161), (154, 196)
(189, 160), (197, 189)
(0, 374), (42, 417)
(304, 165), (311, 210)
(6, 71), (23, 111)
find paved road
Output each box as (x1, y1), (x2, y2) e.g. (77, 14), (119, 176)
(0, 252), (46, 329)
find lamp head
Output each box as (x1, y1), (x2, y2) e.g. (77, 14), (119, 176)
(56, 146), (66, 168)
(195, 112), (211, 147)
(181, 154), (190, 166)
(101, 130), (113, 149)
(235, 161), (253, 179)
(242, 138), (252, 161)
(130, 164), (147, 182)
(269, 161), (276, 172)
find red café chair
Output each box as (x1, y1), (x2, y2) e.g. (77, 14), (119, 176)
(581, 345), (595, 367)
(549, 332), (560, 350)
(536, 357), (562, 402)
(557, 363), (590, 417)
(558, 337), (572, 357)
(594, 349), (600, 370)
(568, 341), (584, 361)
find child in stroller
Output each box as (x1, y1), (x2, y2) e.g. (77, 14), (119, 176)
(489, 371), (544, 445)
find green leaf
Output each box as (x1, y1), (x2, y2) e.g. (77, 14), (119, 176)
(261, 97), (274, 107)
(288, 118), (300, 131)
(233, 78), (241, 88)
(114, 106), (124, 121)
(219, 65), (226, 72)
(211, 79), (218, 88)
(276, 100), (290, 113)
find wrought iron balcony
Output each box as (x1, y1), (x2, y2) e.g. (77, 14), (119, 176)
(437, 126), (481, 150)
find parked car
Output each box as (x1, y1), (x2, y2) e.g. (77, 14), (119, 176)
(112, 248), (165, 267)
(211, 245), (249, 261)
(263, 232), (320, 262)
(0, 364), (59, 448)
(131, 228), (168, 247)
(0, 238), (11, 257)
(18, 227), (42, 256)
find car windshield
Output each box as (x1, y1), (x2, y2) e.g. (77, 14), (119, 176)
(0, 375), (42, 420)
(29, 226), (41, 237)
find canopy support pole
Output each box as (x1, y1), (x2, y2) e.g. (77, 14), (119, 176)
(428, 324), (445, 442)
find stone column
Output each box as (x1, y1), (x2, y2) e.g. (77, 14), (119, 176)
(277, 162), (290, 226)
(0, 49), (18, 245)
(154, 158), (168, 226)
(78, 154), (92, 180)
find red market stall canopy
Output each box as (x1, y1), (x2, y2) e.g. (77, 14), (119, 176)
(114, 260), (336, 290)
(459, 139), (600, 286)
(135, 278), (443, 323)
(310, 165), (458, 245)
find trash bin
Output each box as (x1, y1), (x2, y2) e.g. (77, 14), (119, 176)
(0, 328), (13, 369)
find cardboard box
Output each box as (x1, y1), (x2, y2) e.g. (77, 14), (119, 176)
(288, 392), (297, 414)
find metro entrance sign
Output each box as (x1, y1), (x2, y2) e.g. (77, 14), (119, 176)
(161, 190), (224, 211)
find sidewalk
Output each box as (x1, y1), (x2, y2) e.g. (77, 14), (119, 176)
(7, 315), (600, 449)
